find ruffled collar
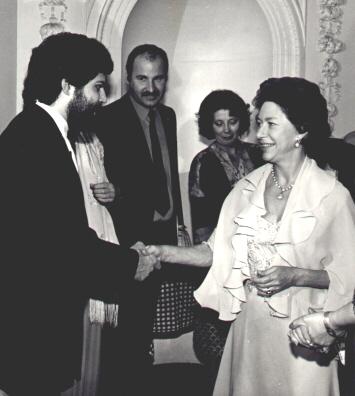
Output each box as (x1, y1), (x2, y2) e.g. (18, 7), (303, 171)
(242, 157), (335, 212)
(224, 157), (336, 318)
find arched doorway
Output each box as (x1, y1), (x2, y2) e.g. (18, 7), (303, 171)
(87, 0), (305, 233)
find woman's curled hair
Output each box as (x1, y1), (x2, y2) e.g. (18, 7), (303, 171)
(252, 77), (331, 167)
(197, 89), (250, 140)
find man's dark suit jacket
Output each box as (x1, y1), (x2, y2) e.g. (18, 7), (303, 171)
(0, 105), (139, 395)
(96, 93), (183, 247)
(326, 138), (355, 396)
(315, 137), (355, 396)
(323, 137), (355, 201)
(94, 94), (186, 394)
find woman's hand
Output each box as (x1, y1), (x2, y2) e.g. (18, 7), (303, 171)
(253, 266), (329, 297)
(288, 312), (337, 350)
(252, 266), (298, 297)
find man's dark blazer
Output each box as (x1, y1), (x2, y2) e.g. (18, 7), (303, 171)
(324, 137), (355, 201)
(94, 94), (185, 394)
(325, 138), (355, 396)
(0, 105), (139, 395)
(96, 93), (183, 247)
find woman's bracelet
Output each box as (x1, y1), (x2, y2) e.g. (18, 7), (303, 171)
(323, 311), (347, 339)
(323, 311), (338, 338)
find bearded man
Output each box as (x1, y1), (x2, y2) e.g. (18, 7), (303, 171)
(0, 32), (159, 396)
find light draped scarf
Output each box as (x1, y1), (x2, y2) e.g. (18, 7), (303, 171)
(195, 157), (355, 322)
(76, 131), (119, 327)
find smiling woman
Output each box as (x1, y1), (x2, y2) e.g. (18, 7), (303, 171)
(256, 101), (307, 168)
(255, 101), (308, 202)
(195, 77), (355, 396)
(146, 77), (355, 396)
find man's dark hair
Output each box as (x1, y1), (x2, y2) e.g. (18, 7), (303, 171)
(22, 32), (113, 108)
(197, 89), (250, 140)
(125, 44), (169, 81)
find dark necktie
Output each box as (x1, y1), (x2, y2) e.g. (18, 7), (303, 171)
(148, 109), (170, 216)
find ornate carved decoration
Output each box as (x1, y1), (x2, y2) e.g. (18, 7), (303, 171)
(318, 0), (345, 129)
(38, 0), (68, 40)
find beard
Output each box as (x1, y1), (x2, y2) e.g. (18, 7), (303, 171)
(67, 89), (100, 138)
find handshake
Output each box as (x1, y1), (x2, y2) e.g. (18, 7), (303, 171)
(131, 242), (163, 281)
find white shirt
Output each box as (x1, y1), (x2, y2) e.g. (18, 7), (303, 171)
(36, 101), (78, 171)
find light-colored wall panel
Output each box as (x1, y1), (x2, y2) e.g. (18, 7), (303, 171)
(0, 0), (17, 133)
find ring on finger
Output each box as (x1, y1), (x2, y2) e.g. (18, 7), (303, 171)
(288, 332), (298, 346)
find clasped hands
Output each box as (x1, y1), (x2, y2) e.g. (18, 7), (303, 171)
(131, 242), (162, 281)
(288, 310), (345, 353)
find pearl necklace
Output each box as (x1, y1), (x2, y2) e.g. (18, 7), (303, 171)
(271, 166), (293, 200)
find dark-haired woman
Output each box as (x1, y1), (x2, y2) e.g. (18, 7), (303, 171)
(189, 90), (262, 244)
(148, 78), (355, 395)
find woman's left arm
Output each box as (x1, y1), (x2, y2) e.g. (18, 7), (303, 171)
(253, 267), (329, 297)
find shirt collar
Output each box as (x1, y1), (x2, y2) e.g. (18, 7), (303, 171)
(36, 101), (78, 171)
(36, 100), (69, 137)
(129, 94), (152, 123)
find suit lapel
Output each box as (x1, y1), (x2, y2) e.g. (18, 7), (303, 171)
(33, 105), (87, 213)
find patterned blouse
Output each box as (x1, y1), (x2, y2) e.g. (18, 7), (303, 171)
(189, 140), (263, 243)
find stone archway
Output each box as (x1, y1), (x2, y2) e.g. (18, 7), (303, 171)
(86, 0), (138, 98)
(256, 0), (305, 76)
(86, 0), (305, 98)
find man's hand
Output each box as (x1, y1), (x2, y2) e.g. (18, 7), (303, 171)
(90, 182), (115, 205)
(146, 245), (163, 260)
(131, 241), (149, 255)
(131, 241), (161, 281)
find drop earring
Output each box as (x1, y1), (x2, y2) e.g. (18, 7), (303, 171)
(295, 137), (301, 148)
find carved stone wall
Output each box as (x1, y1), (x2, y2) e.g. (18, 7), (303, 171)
(318, 0), (346, 130)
